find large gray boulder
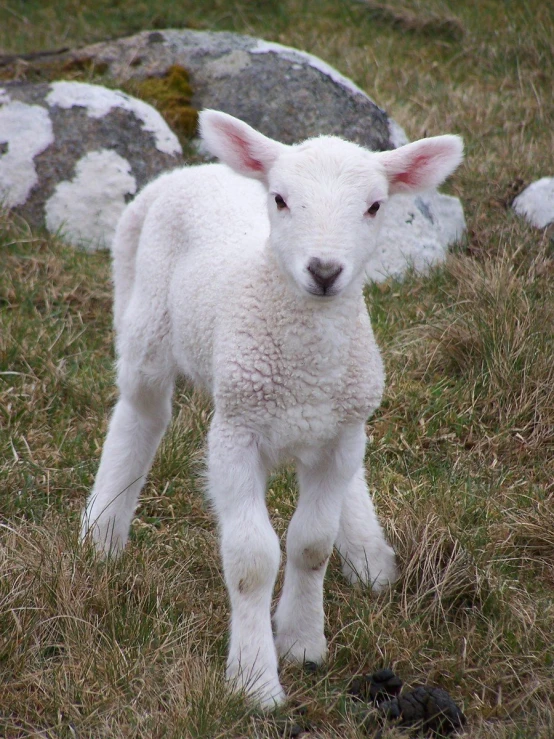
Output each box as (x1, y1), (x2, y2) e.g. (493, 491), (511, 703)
(0, 81), (183, 249)
(0, 30), (465, 276)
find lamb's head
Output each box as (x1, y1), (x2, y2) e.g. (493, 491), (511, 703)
(200, 110), (463, 299)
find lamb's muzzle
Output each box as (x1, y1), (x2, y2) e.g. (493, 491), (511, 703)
(80, 108), (464, 709)
(306, 258), (343, 295)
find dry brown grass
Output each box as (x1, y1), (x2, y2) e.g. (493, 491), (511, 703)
(0, 518), (240, 738)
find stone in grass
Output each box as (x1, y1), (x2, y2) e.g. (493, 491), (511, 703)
(512, 177), (554, 229)
(8, 29), (404, 151)
(366, 190), (466, 283)
(0, 80), (183, 249)
(275, 705), (311, 737)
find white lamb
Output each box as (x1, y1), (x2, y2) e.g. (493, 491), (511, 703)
(81, 110), (463, 707)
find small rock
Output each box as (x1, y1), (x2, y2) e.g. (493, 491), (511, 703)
(512, 177), (554, 229)
(278, 722), (305, 738)
(276, 705), (311, 737)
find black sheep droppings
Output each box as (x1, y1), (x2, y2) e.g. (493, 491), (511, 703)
(348, 668), (403, 704)
(379, 685), (466, 735)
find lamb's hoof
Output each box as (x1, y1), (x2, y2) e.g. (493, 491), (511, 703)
(303, 660), (320, 674)
(254, 684), (287, 711)
(80, 510), (127, 557)
(340, 542), (398, 591)
(275, 631), (327, 666)
(227, 665), (285, 710)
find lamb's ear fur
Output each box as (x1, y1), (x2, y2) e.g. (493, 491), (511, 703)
(199, 109), (286, 181)
(379, 135), (463, 194)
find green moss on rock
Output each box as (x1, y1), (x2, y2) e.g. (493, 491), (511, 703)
(124, 65), (198, 141)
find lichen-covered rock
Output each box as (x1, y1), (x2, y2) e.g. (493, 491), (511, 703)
(512, 177), (554, 229)
(0, 80), (182, 249)
(123, 64), (197, 140)
(367, 190), (466, 282)
(0, 97), (53, 208)
(1, 31), (466, 274)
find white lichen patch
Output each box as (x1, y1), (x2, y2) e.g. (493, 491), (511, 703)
(365, 192), (465, 282)
(512, 177), (554, 229)
(44, 149), (137, 251)
(0, 101), (54, 208)
(387, 118), (409, 148)
(46, 81), (182, 156)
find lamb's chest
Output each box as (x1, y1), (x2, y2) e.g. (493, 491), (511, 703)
(215, 303), (384, 441)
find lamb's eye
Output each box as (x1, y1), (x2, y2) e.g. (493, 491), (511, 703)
(367, 202), (381, 216)
(275, 194), (288, 210)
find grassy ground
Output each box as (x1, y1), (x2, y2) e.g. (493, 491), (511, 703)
(1, 1), (553, 736)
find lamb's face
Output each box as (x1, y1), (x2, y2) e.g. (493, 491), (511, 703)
(199, 111), (463, 300)
(265, 139), (389, 300)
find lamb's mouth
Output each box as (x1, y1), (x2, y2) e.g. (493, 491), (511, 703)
(306, 285), (341, 298)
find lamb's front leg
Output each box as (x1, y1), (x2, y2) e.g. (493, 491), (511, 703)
(207, 419), (284, 708)
(274, 425), (367, 665)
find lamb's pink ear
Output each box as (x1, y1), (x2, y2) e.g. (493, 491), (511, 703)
(379, 135), (464, 194)
(199, 109), (286, 181)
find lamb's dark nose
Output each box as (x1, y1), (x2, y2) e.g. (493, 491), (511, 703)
(307, 258), (343, 293)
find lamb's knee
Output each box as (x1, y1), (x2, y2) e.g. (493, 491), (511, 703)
(222, 527), (281, 596)
(116, 363), (173, 428)
(290, 537), (333, 573)
(287, 507), (337, 573)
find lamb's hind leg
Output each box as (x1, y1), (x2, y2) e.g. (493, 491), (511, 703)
(274, 424), (367, 665)
(335, 467), (397, 590)
(81, 360), (174, 555)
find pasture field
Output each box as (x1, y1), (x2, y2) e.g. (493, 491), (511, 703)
(1, 1), (553, 736)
